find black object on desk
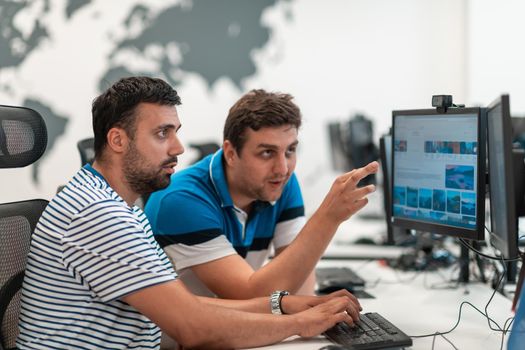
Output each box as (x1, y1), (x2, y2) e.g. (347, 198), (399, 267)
(318, 345), (348, 350)
(316, 267), (374, 298)
(324, 312), (413, 350)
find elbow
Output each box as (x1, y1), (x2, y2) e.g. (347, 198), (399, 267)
(170, 326), (231, 350)
(177, 335), (233, 350)
(172, 329), (206, 349)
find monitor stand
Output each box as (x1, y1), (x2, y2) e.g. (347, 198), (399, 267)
(458, 241), (487, 284)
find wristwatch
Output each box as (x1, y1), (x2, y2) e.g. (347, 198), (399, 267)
(270, 290), (289, 315)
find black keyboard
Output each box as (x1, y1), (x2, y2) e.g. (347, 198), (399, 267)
(324, 312), (413, 350)
(316, 267), (366, 291)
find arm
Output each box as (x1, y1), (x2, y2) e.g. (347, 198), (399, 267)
(191, 162), (379, 298)
(275, 246), (317, 295)
(196, 289), (361, 317)
(122, 279), (354, 349)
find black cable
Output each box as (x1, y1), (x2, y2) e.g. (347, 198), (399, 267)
(409, 265), (508, 341)
(411, 256), (517, 350)
(440, 333), (459, 350)
(501, 317), (515, 350)
(459, 237), (522, 262)
(409, 300), (504, 337)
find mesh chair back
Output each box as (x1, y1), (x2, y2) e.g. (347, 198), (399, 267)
(0, 105), (48, 350)
(77, 137), (95, 166)
(0, 200), (48, 350)
(0, 105), (47, 169)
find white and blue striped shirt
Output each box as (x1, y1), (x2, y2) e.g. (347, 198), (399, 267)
(17, 165), (177, 349)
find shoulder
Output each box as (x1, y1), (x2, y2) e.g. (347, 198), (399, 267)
(47, 168), (117, 218)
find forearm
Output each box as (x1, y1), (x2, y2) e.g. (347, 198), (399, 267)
(125, 280), (300, 349)
(183, 304), (300, 349)
(197, 295), (269, 313)
(296, 270), (317, 295)
(246, 213), (338, 295)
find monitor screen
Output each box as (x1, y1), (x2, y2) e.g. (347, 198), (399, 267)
(486, 94), (519, 258)
(391, 107), (486, 240)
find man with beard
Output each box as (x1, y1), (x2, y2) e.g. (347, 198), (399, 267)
(16, 77), (362, 350)
(145, 89), (379, 300)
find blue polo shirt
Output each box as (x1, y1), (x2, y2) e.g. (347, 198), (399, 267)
(145, 150), (306, 294)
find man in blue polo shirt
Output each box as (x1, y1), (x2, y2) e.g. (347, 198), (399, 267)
(146, 89), (378, 299)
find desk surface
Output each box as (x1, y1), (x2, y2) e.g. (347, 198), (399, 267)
(250, 260), (514, 350)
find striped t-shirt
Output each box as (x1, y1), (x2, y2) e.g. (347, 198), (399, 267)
(16, 165), (177, 350)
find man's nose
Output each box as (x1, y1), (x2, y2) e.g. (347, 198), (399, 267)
(170, 135), (185, 156)
(273, 153), (288, 175)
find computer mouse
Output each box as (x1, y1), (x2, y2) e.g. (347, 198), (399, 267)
(318, 345), (348, 350)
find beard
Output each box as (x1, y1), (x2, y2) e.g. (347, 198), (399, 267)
(123, 142), (177, 195)
(243, 176), (288, 203)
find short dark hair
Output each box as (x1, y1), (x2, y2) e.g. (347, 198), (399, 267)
(92, 76), (181, 159)
(223, 89), (301, 153)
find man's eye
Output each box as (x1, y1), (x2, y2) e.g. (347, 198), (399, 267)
(286, 148), (297, 157)
(157, 129), (168, 138)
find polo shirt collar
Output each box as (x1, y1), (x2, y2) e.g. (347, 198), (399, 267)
(209, 149), (234, 208)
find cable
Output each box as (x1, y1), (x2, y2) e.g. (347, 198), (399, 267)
(409, 265), (510, 343)
(431, 333), (459, 350)
(459, 237), (522, 262)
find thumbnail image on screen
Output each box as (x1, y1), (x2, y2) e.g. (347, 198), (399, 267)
(391, 108), (485, 240)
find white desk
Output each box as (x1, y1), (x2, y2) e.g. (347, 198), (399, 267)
(250, 260), (514, 350)
(322, 215), (410, 260)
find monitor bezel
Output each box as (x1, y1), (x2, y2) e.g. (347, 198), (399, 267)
(391, 107), (486, 241)
(486, 94), (518, 258)
(379, 135), (394, 244)
(380, 134), (411, 245)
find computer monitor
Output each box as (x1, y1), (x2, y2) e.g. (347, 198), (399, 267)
(391, 107), (486, 241)
(512, 116), (525, 150)
(486, 94), (522, 259)
(327, 115), (378, 186)
(379, 134), (411, 245)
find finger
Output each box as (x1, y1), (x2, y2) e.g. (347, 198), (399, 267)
(345, 302), (360, 321)
(327, 290), (362, 310)
(343, 161), (379, 188)
(332, 311), (354, 327)
(337, 169), (357, 182)
(349, 197), (369, 213)
(321, 296), (350, 314)
(351, 184), (376, 200)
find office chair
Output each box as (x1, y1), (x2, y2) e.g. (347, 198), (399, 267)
(77, 137), (95, 166)
(188, 142), (220, 164)
(0, 105), (48, 350)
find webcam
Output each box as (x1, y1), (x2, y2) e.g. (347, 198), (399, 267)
(432, 95), (464, 112)
(432, 95), (453, 108)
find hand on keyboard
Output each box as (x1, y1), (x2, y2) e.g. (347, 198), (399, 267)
(295, 296), (357, 338)
(282, 289), (362, 321)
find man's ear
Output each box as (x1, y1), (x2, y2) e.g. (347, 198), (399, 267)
(106, 127), (129, 154)
(223, 140), (238, 166)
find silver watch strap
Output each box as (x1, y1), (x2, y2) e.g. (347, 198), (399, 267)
(270, 290), (289, 315)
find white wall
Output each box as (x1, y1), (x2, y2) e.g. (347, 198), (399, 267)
(466, 0), (525, 113)
(4, 0), (520, 214)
